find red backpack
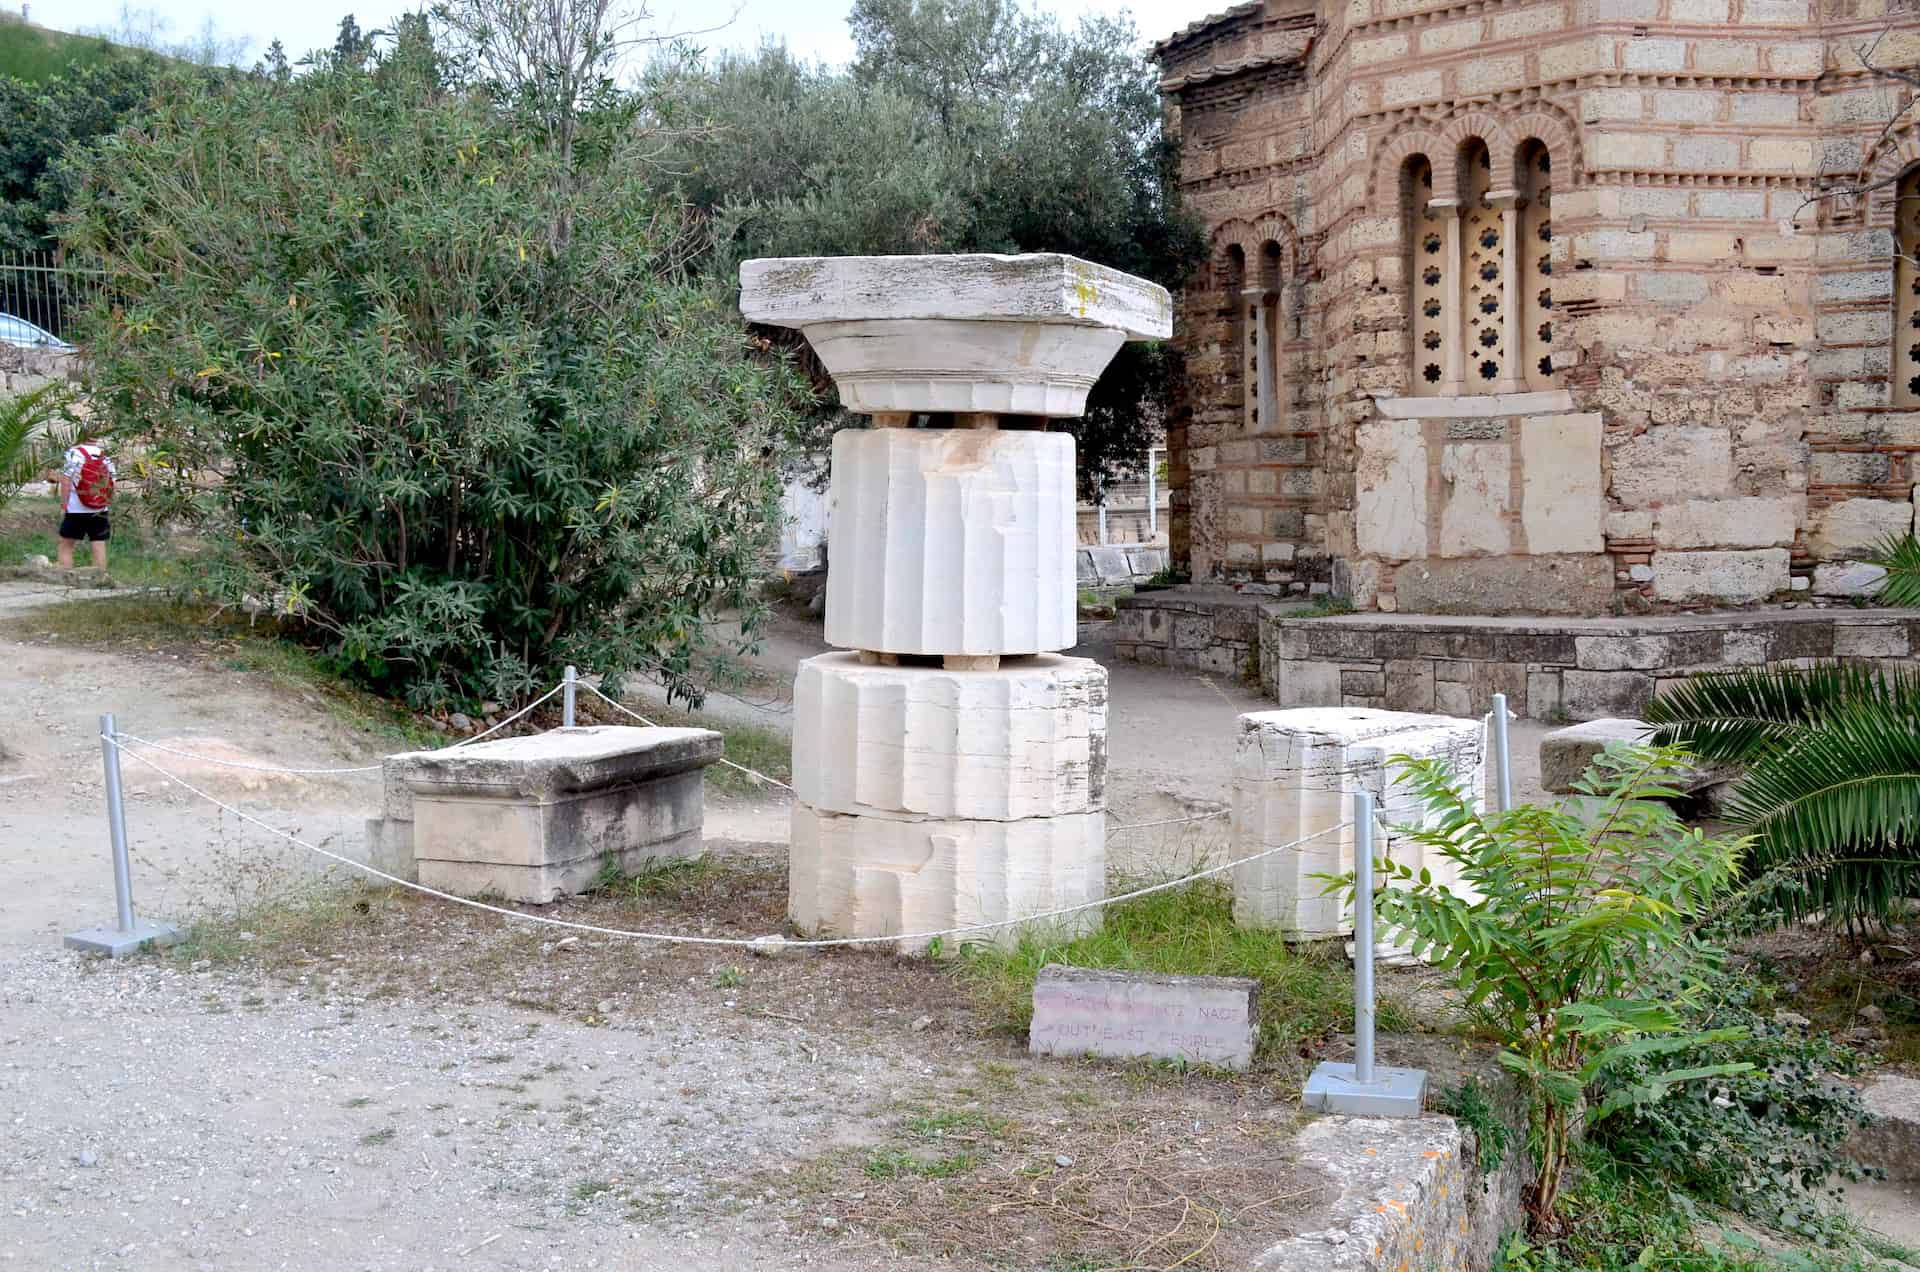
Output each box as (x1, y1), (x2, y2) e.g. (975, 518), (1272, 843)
(73, 447), (115, 510)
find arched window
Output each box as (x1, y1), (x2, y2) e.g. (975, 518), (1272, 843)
(1220, 243), (1247, 409)
(1404, 155), (1449, 397)
(1519, 140), (1555, 391)
(1896, 166), (1920, 407)
(1460, 139), (1507, 390)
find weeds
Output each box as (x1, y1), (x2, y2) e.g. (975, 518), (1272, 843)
(359, 1127), (396, 1147)
(955, 876), (1390, 1065)
(1434, 1078), (1514, 1180)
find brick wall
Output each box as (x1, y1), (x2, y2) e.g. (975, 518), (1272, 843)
(1155, 0), (1920, 614)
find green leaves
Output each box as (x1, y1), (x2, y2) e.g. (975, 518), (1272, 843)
(1646, 663), (1920, 926)
(1347, 746), (1748, 1234)
(1865, 531), (1920, 608)
(63, 31), (809, 709)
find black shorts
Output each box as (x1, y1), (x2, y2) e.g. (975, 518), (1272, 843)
(59, 512), (111, 542)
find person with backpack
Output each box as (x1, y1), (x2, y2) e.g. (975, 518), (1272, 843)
(55, 438), (116, 569)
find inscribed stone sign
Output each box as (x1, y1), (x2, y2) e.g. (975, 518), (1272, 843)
(1028, 964), (1258, 1070)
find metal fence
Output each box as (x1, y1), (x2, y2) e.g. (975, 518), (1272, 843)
(0, 251), (111, 344)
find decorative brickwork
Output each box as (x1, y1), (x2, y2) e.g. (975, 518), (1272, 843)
(1156, 0), (1920, 614)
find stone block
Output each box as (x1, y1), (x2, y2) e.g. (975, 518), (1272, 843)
(1356, 418), (1428, 559)
(1029, 965), (1257, 1070)
(1653, 496), (1804, 549)
(1850, 1075), (1920, 1183)
(1812, 561), (1888, 597)
(1575, 634), (1669, 671)
(408, 726), (720, 903)
(1275, 658), (1343, 707)
(1611, 426), (1733, 506)
(1521, 414), (1605, 554)
(1438, 443), (1512, 557)
(1087, 545), (1132, 585)
(827, 428), (1076, 655)
(792, 653), (1106, 821)
(1649, 549), (1791, 604)
(1539, 718), (1729, 793)
(1232, 708), (1484, 938)
(1561, 672), (1656, 720)
(1834, 622), (1911, 658)
(1392, 556), (1615, 616)
(788, 804), (1104, 952)
(1810, 498), (1910, 557)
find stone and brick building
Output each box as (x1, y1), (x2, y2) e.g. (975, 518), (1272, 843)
(1151, 0), (1920, 615)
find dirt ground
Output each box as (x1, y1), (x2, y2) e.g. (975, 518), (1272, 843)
(0, 578), (1361, 1271)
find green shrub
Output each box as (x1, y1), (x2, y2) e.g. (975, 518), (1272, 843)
(1593, 970), (1875, 1240)
(64, 25), (808, 709)
(1354, 746), (1751, 1233)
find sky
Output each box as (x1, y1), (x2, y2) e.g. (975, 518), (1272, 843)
(46, 0), (1216, 69)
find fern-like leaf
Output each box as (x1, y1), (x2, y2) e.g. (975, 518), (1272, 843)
(1865, 531), (1920, 608)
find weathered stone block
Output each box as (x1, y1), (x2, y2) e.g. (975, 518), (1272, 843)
(1612, 426), (1733, 506)
(1834, 622), (1911, 658)
(1649, 549), (1790, 603)
(1812, 561), (1888, 597)
(1438, 443), (1512, 556)
(1356, 418), (1428, 559)
(1275, 658), (1343, 707)
(1030, 965), (1257, 1070)
(1539, 718), (1729, 793)
(792, 653), (1106, 821)
(789, 804), (1104, 951)
(827, 428), (1076, 655)
(1393, 556), (1615, 616)
(408, 726), (721, 903)
(1232, 708), (1484, 939)
(1653, 496), (1803, 549)
(1521, 414), (1605, 554)
(1561, 672), (1657, 720)
(1810, 498), (1910, 557)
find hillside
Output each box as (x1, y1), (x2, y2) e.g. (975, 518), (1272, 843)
(0, 12), (139, 82)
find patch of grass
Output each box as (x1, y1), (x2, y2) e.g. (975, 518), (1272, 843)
(0, 516), (193, 588)
(342, 1096), (375, 1109)
(862, 1148), (980, 1180)
(712, 964), (745, 989)
(0, 15), (147, 82)
(168, 885), (380, 970)
(956, 877), (1393, 1064)
(1300, 595), (1355, 618)
(359, 1127), (396, 1147)
(1434, 1077), (1513, 1179)
(606, 699), (790, 798)
(591, 855), (723, 900)
(902, 1108), (1010, 1138)
(573, 1176), (615, 1201)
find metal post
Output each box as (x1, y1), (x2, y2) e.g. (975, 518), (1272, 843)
(1147, 448), (1158, 538)
(66, 714), (180, 958)
(1490, 691), (1513, 813)
(563, 665), (578, 728)
(1096, 477), (1109, 546)
(1352, 788), (1376, 1086)
(1300, 786), (1426, 1116)
(101, 713), (135, 933)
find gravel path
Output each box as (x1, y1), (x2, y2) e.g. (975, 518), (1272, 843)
(1, 946), (962, 1271)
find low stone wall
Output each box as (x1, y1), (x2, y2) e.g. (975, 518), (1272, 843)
(1111, 586), (1268, 676)
(1260, 608), (1920, 721)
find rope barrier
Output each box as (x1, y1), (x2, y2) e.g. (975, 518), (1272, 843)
(1108, 811), (1230, 833)
(581, 682), (796, 793)
(105, 735), (1350, 952)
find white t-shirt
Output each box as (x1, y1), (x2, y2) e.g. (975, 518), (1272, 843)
(62, 445), (116, 515)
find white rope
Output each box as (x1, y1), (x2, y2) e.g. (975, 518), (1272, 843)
(581, 682), (795, 793)
(105, 736), (1350, 951)
(108, 682), (568, 778)
(1108, 811), (1230, 833)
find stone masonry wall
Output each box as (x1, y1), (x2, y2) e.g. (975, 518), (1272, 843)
(1260, 607), (1920, 720)
(1156, 0), (1920, 614)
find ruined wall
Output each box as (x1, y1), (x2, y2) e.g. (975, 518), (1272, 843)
(1157, 0), (1920, 613)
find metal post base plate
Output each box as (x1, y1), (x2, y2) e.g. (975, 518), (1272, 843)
(64, 919), (184, 959)
(1303, 1061), (1429, 1117)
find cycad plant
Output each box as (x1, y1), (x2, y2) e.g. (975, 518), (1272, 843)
(0, 383), (78, 514)
(1341, 747), (1749, 1235)
(1645, 662), (1920, 928)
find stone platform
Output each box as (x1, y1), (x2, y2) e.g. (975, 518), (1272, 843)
(1260, 608), (1920, 722)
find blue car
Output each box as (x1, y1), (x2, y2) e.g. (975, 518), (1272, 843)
(0, 313), (75, 352)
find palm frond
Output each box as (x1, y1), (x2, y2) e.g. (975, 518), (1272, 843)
(1643, 662), (1920, 766)
(1723, 694), (1920, 925)
(0, 383), (78, 506)
(1865, 531), (1920, 608)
